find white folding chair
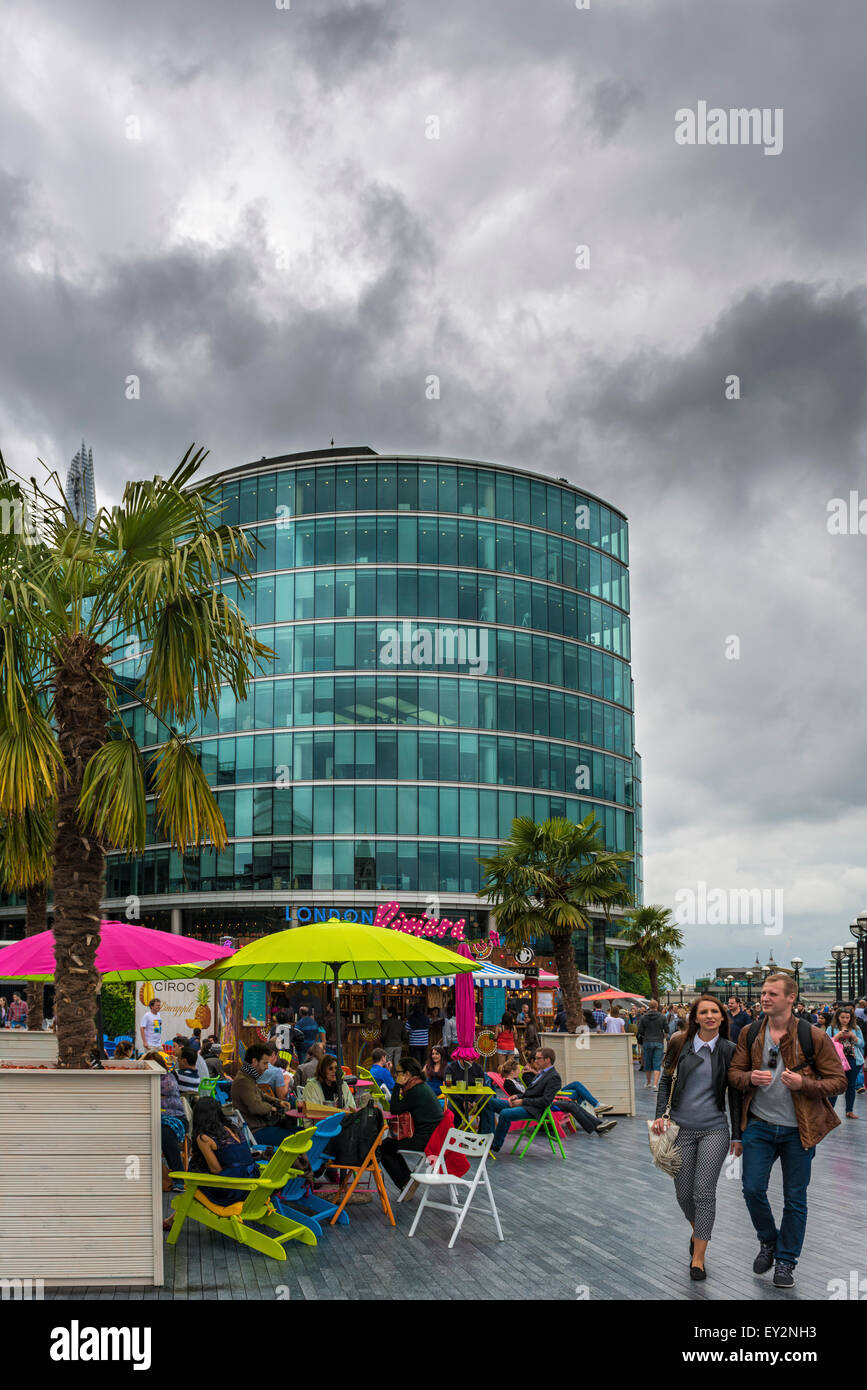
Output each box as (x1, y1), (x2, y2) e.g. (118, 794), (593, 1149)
(405, 1130), (504, 1248)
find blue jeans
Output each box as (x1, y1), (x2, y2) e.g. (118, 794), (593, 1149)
(831, 1065), (859, 1113)
(741, 1118), (815, 1266)
(643, 1042), (664, 1074)
(559, 1080), (599, 1107)
(492, 1104), (534, 1150)
(477, 1094), (510, 1135)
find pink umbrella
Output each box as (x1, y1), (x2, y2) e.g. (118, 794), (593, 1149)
(450, 939), (480, 1064)
(0, 919), (236, 983)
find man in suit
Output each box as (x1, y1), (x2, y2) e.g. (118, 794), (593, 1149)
(490, 1046), (563, 1152)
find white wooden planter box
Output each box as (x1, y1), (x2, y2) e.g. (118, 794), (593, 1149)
(0, 1030), (59, 1063)
(540, 1031), (636, 1115)
(0, 1060), (164, 1287)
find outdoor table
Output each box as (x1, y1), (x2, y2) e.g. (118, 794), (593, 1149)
(440, 1085), (495, 1131)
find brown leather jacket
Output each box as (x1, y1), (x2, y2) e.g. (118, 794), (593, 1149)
(727, 1014), (846, 1148)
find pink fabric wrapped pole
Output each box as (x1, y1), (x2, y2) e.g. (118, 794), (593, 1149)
(450, 939), (480, 1063)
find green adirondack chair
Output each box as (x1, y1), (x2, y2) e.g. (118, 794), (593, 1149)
(509, 1104), (567, 1160)
(165, 1130), (318, 1260)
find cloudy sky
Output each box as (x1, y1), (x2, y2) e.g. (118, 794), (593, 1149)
(2, 0), (865, 983)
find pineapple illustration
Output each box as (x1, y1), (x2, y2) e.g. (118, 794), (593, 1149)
(193, 984), (211, 1029)
(139, 982), (155, 1007)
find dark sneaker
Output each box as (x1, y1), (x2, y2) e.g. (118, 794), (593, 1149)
(753, 1241), (776, 1274)
(773, 1261), (795, 1289)
(596, 1119), (617, 1134)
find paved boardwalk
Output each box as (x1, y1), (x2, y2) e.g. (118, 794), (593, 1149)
(46, 1080), (867, 1301)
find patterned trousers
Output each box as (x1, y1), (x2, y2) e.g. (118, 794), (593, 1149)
(672, 1125), (731, 1241)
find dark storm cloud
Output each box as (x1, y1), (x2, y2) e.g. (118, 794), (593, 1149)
(588, 79), (645, 145)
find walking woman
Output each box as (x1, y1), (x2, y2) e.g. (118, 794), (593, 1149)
(650, 994), (742, 1281)
(829, 1005), (864, 1118)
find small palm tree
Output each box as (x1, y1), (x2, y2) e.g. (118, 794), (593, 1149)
(0, 806), (54, 1029)
(616, 905), (684, 1002)
(0, 448), (270, 1066)
(478, 815), (633, 1031)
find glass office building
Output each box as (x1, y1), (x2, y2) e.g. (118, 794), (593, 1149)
(94, 448), (639, 977)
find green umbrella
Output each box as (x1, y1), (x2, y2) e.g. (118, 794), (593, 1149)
(203, 916), (477, 1069)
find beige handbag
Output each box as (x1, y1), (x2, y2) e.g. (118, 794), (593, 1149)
(647, 1059), (682, 1175)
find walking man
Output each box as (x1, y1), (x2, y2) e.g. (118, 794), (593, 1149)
(728, 972), (845, 1289)
(637, 999), (667, 1090)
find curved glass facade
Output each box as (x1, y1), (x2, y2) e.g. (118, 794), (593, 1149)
(100, 450), (640, 951)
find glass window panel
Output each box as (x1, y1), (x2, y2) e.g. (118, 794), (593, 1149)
(397, 462), (417, 511)
(356, 519), (376, 564)
(217, 737), (235, 786)
(438, 679), (458, 727)
(376, 729), (397, 779)
(531, 583), (547, 631)
(549, 690), (565, 740)
(335, 517), (356, 565)
(439, 842), (458, 892)
(331, 570), (353, 619)
(496, 524), (514, 573)
(253, 785), (272, 835)
(377, 568), (397, 616)
(418, 730), (438, 780)
(336, 466), (355, 511)
(275, 522), (294, 571)
(457, 468), (476, 516)
(333, 729), (354, 779)
(438, 516), (457, 567)
(477, 521), (496, 570)
(498, 790), (516, 837)
(396, 676), (418, 723)
(477, 471), (495, 518)
(478, 682), (496, 730)
(239, 476), (258, 525)
(457, 518), (477, 568)
(497, 739), (515, 786)
(530, 479), (547, 531)
(514, 684), (532, 734)
(293, 840), (312, 890)
(295, 469), (316, 516)
(235, 788), (253, 837)
(531, 531), (547, 579)
(478, 577), (496, 624)
(314, 518), (335, 566)
(275, 468), (294, 522)
(293, 730), (313, 781)
(397, 730), (417, 779)
(376, 842), (398, 891)
(396, 568), (417, 616)
(547, 535), (562, 585)
(497, 629), (515, 678)
(334, 783), (354, 832)
(254, 681), (274, 731)
(497, 575), (515, 626)
(377, 517), (397, 563)
(498, 683), (515, 733)
(377, 464), (397, 510)
(313, 785), (333, 834)
(418, 465), (437, 511)
(220, 483), (240, 527)
(459, 681), (477, 729)
(294, 678), (313, 725)
(377, 785), (396, 834)
(438, 465), (457, 513)
(356, 466), (376, 510)
(335, 623), (355, 670)
(397, 516), (417, 563)
(439, 730), (458, 780)
(548, 640), (563, 688)
(515, 738), (533, 787)
(313, 676), (334, 725)
(314, 623), (334, 670)
(312, 840), (332, 889)
(479, 735), (497, 783)
(294, 519), (315, 568)
(315, 466), (336, 513)
(256, 525), (276, 573)
(257, 472), (276, 522)
(438, 571), (458, 620)
(397, 841), (417, 890)
(459, 733), (479, 782)
(495, 471), (513, 520)
(546, 485), (561, 535)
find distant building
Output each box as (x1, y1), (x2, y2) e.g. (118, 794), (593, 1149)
(66, 439), (96, 527)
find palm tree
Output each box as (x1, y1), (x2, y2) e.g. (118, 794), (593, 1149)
(0, 448), (270, 1066)
(478, 815), (633, 1031)
(0, 806), (54, 1030)
(616, 905), (684, 1002)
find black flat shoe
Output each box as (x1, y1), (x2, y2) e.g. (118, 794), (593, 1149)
(690, 1264), (707, 1281)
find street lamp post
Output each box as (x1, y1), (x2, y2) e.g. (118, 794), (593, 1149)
(831, 945), (844, 1002)
(744, 969), (753, 1004)
(852, 915), (867, 998)
(790, 957), (803, 1003)
(843, 943), (856, 1000)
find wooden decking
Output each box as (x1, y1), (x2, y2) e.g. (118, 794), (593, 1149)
(44, 1079), (867, 1301)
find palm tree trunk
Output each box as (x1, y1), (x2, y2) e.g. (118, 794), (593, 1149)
(25, 883), (47, 1031)
(552, 932), (584, 1032)
(52, 634), (110, 1068)
(648, 963), (659, 1001)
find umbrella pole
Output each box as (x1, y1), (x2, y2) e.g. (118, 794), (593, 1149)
(331, 964), (343, 1072)
(94, 987), (108, 1063)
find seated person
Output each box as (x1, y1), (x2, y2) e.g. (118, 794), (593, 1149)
(302, 1053), (356, 1111)
(188, 1028), (202, 1054)
(144, 1050), (188, 1191)
(495, 1048), (615, 1150)
(368, 1047), (395, 1093)
(379, 1057), (444, 1191)
(295, 1042), (326, 1088)
(172, 1034), (209, 1081)
(176, 1046), (202, 1094)
(257, 1043), (293, 1103)
(112, 1039), (134, 1061)
(498, 1056), (526, 1096)
(230, 1043), (297, 1146)
(186, 1097), (260, 1210)
(423, 1044), (449, 1096)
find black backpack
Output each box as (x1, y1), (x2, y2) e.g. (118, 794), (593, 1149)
(745, 1017), (815, 1071)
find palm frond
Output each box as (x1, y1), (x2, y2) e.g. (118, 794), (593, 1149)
(149, 734), (228, 852)
(79, 738), (148, 851)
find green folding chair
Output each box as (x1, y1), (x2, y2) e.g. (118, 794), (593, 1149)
(509, 1104), (566, 1160)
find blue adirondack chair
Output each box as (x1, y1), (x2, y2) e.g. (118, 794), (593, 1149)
(267, 1115), (349, 1237)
